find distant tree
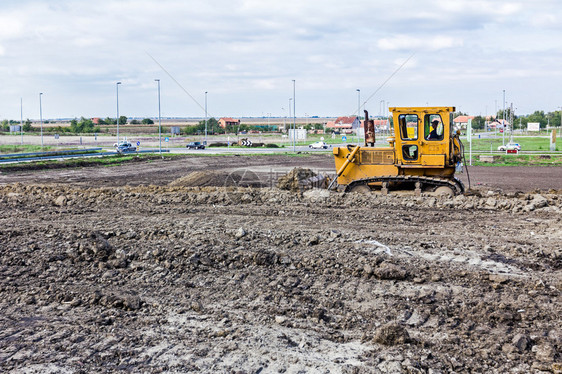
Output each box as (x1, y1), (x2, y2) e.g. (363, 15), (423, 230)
(471, 116), (485, 130)
(546, 110), (562, 128)
(69, 117), (98, 133)
(105, 117), (116, 125)
(196, 118), (221, 134)
(119, 116), (128, 125)
(130, 119), (140, 125)
(56, 126), (66, 133)
(23, 119), (33, 132)
(225, 123), (253, 134)
(183, 125), (201, 135)
(141, 118), (154, 124)
(526, 111), (547, 128)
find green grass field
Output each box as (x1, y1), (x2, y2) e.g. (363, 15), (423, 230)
(469, 154), (562, 166)
(467, 135), (559, 152)
(0, 145), (58, 154)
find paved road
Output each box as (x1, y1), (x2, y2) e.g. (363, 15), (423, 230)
(135, 145), (341, 154)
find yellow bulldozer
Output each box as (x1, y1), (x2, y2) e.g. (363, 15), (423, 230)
(331, 106), (466, 196)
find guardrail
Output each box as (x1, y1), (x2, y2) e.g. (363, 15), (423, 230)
(0, 149), (169, 163)
(0, 148), (103, 158)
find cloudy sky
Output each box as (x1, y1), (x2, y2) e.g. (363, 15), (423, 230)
(1, 0), (561, 120)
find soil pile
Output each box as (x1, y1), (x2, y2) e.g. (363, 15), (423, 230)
(277, 167), (319, 192)
(169, 171), (234, 187)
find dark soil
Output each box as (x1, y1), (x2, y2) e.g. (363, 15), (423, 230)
(1, 154), (561, 193)
(0, 155), (560, 373)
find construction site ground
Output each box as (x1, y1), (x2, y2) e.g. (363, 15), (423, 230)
(0, 154), (561, 373)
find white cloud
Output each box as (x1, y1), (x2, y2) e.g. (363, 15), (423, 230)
(0, 14), (23, 39)
(528, 13), (558, 28)
(0, 0), (560, 118)
(435, 0), (522, 17)
(378, 35), (463, 51)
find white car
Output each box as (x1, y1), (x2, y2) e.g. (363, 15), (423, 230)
(308, 141), (329, 149)
(498, 143), (521, 151)
(115, 141), (137, 153)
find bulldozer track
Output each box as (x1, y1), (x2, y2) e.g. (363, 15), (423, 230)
(343, 175), (465, 195)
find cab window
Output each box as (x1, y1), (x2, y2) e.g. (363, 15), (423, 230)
(424, 114), (444, 141)
(398, 114), (418, 140)
(402, 144), (418, 160)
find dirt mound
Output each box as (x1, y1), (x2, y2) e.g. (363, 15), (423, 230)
(277, 168), (318, 192)
(169, 171), (235, 187)
(170, 170), (266, 188)
(373, 322), (410, 345)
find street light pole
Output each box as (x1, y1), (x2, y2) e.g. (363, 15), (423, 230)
(510, 102), (514, 141)
(502, 89), (506, 146)
(205, 91), (208, 145)
(39, 93), (43, 147)
(386, 102), (390, 136)
(556, 106), (562, 137)
(155, 79), (161, 155)
(116, 82), (122, 144)
(288, 98), (292, 145)
(557, 106), (562, 138)
(357, 89), (360, 117)
(356, 89), (360, 143)
(20, 98), (23, 145)
(292, 80), (296, 152)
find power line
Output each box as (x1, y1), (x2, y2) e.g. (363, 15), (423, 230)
(354, 52), (415, 115)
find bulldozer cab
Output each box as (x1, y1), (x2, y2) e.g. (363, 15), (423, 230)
(391, 107), (455, 167)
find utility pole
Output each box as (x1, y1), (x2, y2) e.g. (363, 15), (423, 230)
(116, 82), (122, 144)
(510, 103), (514, 141)
(292, 80), (296, 152)
(155, 79), (162, 155)
(39, 93), (43, 147)
(20, 98), (23, 145)
(502, 90), (506, 146)
(357, 89), (360, 143)
(204, 91), (208, 145)
(558, 106), (562, 138)
(288, 98), (292, 145)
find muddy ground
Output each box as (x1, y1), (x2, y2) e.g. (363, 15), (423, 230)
(0, 154), (561, 192)
(0, 155), (561, 373)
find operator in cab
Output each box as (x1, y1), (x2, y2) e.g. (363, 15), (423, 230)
(427, 119), (441, 140)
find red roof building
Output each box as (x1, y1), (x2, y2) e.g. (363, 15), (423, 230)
(360, 119), (390, 129)
(489, 119), (510, 129)
(219, 118), (240, 128)
(453, 115), (475, 128)
(325, 116), (360, 130)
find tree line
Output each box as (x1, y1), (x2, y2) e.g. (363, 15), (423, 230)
(4, 109), (559, 135)
(460, 110), (562, 130)
(0, 116), (155, 134)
